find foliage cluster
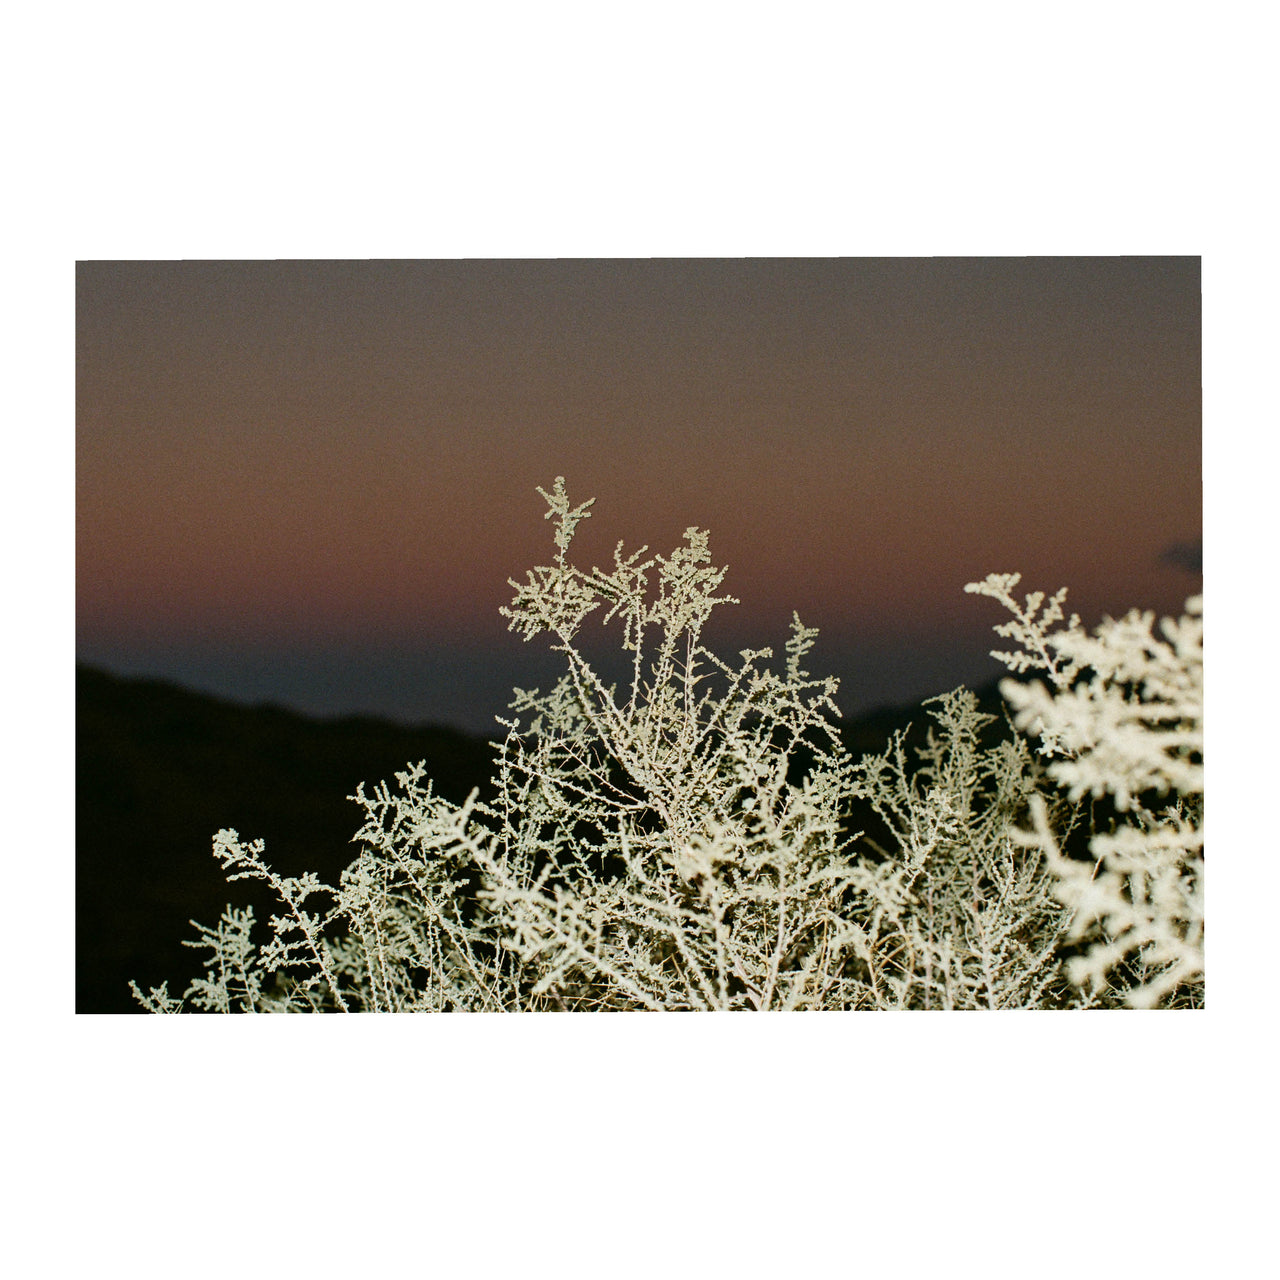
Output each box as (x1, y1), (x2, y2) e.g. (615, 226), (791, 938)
(131, 480), (1203, 1012)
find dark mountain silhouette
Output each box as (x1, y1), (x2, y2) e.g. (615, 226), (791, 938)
(77, 665), (502, 1013)
(77, 663), (1010, 1013)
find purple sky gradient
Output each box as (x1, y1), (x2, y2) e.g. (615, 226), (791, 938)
(76, 257), (1200, 735)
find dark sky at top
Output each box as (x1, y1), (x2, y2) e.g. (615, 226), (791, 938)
(76, 256), (1200, 735)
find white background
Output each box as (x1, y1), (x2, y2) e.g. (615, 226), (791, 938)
(10, 3), (1269, 1275)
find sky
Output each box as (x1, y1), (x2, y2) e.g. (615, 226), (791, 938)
(76, 256), (1201, 736)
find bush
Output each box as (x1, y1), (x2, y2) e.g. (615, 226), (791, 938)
(965, 574), (1204, 1008)
(130, 481), (1203, 1011)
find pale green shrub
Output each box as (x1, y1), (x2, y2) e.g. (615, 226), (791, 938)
(130, 483), (1203, 1011)
(965, 574), (1204, 1008)
(846, 689), (1082, 1008)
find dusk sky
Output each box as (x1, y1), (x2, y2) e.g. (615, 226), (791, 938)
(76, 257), (1200, 735)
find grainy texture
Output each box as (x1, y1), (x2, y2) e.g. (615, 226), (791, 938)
(131, 483), (1204, 1011)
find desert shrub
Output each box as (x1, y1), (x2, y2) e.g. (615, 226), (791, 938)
(844, 689), (1084, 1008)
(130, 482), (1203, 1011)
(964, 574), (1204, 1008)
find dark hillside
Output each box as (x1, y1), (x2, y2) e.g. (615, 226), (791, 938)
(78, 665), (1010, 1013)
(77, 666), (500, 1013)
